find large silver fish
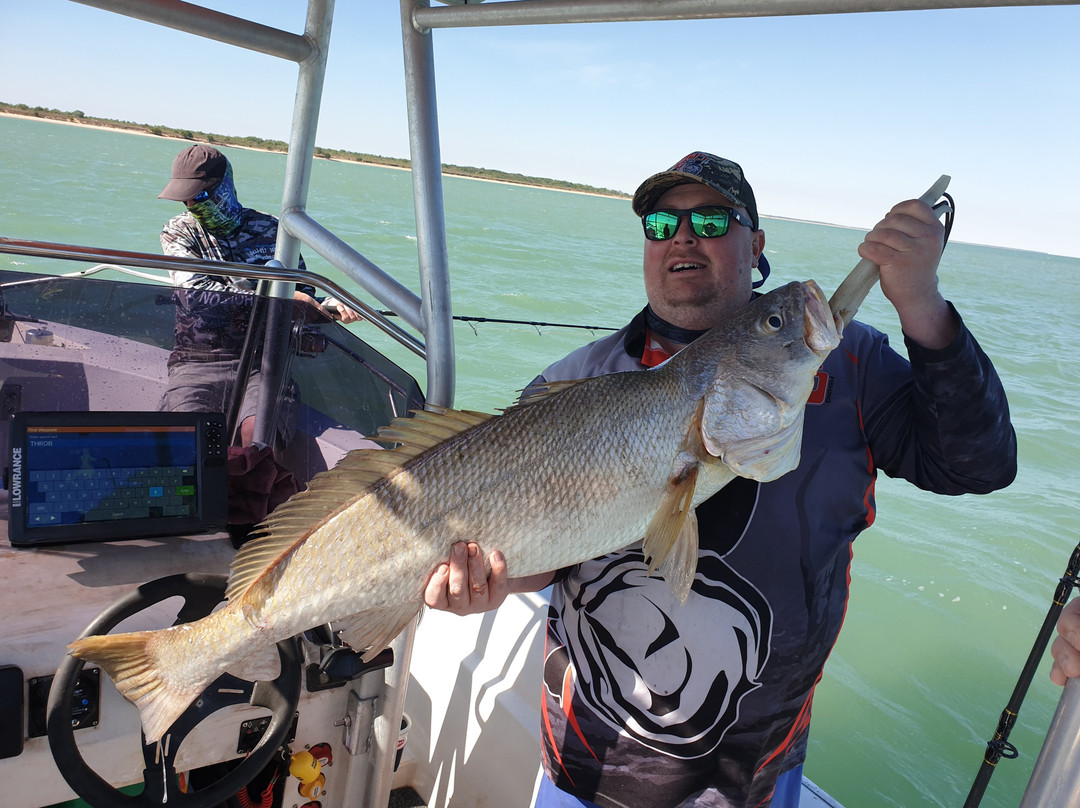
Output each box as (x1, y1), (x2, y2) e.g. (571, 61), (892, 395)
(69, 279), (841, 743)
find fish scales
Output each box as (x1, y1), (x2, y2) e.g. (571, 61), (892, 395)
(68, 280), (841, 743)
(261, 370), (699, 622)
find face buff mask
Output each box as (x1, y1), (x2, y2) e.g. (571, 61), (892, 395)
(186, 164), (243, 236)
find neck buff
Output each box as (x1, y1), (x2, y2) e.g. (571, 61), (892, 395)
(187, 164), (243, 236)
(644, 305), (710, 346)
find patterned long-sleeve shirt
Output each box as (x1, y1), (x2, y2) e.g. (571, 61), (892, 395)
(535, 302), (1016, 808)
(160, 208), (315, 364)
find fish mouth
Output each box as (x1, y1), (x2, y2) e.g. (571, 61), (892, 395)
(801, 281), (842, 352)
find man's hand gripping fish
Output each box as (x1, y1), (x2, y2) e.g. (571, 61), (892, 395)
(68, 280), (841, 744)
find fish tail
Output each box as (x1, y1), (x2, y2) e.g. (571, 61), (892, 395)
(68, 631), (210, 743)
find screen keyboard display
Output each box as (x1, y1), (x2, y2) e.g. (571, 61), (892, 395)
(7, 412), (227, 546)
(26, 459), (198, 527)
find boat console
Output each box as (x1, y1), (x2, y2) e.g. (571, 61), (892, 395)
(0, 263), (425, 808)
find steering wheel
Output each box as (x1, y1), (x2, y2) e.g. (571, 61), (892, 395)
(47, 573), (302, 808)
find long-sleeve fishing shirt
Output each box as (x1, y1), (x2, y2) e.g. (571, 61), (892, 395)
(534, 302), (1016, 808)
(160, 208), (316, 362)
(160, 207), (309, 292)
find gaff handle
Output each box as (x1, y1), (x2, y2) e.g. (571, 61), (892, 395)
(828, 175), (952, 327)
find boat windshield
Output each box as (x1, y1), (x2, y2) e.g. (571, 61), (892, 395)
(0, 264), (424, 493)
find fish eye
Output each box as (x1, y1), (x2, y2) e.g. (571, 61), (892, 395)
(763, 313), (784, 332)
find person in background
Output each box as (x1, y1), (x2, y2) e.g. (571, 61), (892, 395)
(425, 152), (1018, 807)
(157, 144), (358, 448)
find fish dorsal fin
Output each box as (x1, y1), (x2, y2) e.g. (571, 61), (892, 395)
(225, 406), (494, 603)
(374, 405), (493, 452)
(510, 378), (588, 409)
(642, 463), (699, 604)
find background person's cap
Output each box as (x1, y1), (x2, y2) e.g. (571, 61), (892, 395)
(632, 152), (759, 230)
(158, 145), (229, 201)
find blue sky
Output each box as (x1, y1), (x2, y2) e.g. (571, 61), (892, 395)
(2, 1), (1078, 257)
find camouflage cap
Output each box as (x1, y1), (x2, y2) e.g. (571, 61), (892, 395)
(159, 145), (229, 201)
(632, 152), (759, 230)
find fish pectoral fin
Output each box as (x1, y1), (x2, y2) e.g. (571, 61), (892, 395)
(334, 603), (423, 662)
(643, 464), (699, 604)
(658, 510), (699, 605)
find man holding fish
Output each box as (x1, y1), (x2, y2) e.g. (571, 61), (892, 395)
(425, 152), (1018, 808)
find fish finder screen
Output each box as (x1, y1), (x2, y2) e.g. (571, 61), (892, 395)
(22, 425), (199, 526)
(7, 411), (227, 546)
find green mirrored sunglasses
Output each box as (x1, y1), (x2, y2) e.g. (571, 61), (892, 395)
(642, 205), (753, 241)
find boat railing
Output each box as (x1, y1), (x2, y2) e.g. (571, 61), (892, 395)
(0, 262), (174, 287)
(0, 236), (425, 358)
(410, 0), (1077, 29)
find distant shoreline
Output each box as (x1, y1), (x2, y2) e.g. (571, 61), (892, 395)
(0, 112), (882, 234)
(0, 108), (629, 201)
(0, 109), (269, 149)
(9, 109), (1074, 259)
(2, 113), (849, 221)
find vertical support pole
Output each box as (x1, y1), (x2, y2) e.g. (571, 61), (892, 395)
(1018, 678), (1080, 807)
(254, 0), (336, 448)
(277, 0), (334, 269)
(359, 2), (457, 805)
(400, 0), (455, 409)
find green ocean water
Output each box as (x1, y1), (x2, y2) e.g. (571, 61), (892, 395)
(3, 113), (1080, 808)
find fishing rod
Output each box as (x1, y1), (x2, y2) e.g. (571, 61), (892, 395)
(375, 310), (618, 335)
(392, 183), (955, 340)
(962, 540), (1080, 807)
